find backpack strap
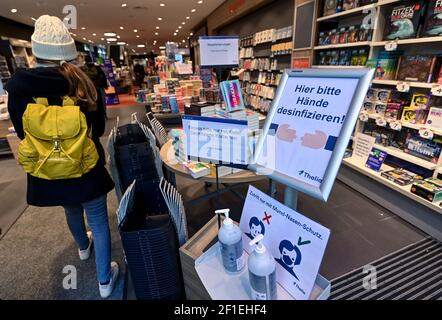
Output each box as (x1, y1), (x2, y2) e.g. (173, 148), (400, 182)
(62, 96), (77, 106)
(33, 98), (49, 106)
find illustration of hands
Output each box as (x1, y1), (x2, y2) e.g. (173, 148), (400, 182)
(276, 124), (297, 142)
(301, 130), (328, 149)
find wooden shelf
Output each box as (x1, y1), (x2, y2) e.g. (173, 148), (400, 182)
(314, 41), (371, 50)
(372, 36), (442, 47)
(372, 79), (434, 89)
(317, 3), (377, 22)
(246, 93), (273, 100)
(343, 157), (442, 214)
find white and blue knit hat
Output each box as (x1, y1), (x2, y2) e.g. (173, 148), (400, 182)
(31, 15), (78, 61)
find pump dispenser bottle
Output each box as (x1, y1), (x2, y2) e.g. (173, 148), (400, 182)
(248, 234), (277, 300)
(216, 209), (245, 273)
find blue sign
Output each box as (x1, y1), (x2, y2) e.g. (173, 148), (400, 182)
(366, 148), (387, 171)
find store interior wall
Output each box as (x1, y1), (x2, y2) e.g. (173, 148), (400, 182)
(0, 17), (33, 40)
(217, 0), (294, 37)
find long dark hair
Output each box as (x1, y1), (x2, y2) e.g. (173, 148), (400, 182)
(57, 62), (98, 112)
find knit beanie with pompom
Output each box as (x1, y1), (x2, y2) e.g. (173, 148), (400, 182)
(31, 15), (78, 61)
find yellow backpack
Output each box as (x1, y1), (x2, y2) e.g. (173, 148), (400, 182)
(18, 97), (99, 180)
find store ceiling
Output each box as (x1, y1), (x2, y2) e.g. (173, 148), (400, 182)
(0, 0), (223, 54)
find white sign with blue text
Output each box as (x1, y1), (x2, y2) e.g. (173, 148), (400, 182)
(251, 68), (374, 201)
(240, 186), (330, 300)
(199, 36), (239, 68)
(182, 115), (249, 166)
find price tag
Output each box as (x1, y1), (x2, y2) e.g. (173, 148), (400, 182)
(419, 128), (434, 140)
(359, 112), (369, 122)
(385, 40), (398, 51)
(375, 117), (387, 127)
(389, 120), (402, 131)
(431, 84), (442, 97)
(396, 81), (410, 93)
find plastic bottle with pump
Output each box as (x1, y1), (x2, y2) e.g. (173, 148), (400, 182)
(216, 209), (245, 273)
(248, 234), (277, 300)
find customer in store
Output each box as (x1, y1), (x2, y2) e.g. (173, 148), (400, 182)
(5, 15), (118, 299)
(81, 55), (109, 119)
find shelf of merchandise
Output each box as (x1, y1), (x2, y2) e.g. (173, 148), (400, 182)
(243, 80), (280, 87)
(372, 36), (442, 47)
(314, 41), (371, 50)
(373, 143), (437, 170)
(365, 112), (442, 136)
(247, 93), (274, 101)
(317, 3), (377, 22)
(343, 157), (442, 214)
(371, 79), (435, 89)
(311, 65), (365, 68)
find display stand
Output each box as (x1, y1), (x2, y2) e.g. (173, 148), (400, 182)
(179, 216), (331, 300)
(284, 185), (299, 211)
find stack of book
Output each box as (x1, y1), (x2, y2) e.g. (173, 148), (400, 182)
(245, 110), (259, 130)
(184, 103), (216, 117)
(215, 108), (246, 120)
(183, 161), (211, 179)
(169, 129), (187, 163)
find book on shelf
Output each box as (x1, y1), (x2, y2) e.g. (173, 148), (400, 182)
(383, 1), (426, 41)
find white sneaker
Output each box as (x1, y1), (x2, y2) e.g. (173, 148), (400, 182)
(99, 261), (119, 299)
(78, 231), (93, 261)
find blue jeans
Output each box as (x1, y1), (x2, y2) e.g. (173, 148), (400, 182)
(63, 195), (111, 284)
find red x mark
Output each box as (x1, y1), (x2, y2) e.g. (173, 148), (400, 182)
(263, 211), (272, 225)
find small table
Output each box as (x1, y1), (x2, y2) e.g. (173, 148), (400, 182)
(160, 139), (272, 207)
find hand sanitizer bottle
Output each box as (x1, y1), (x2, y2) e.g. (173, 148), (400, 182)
(216, 209), (245, 273)
(248, 234), (277, 300)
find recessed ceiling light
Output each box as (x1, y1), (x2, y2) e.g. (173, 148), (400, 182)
(137, 44), (145, 48)
(178, 26), (182, 29)
(182, 22), (185, 25)
(120, 26), (124, 30)
(104, 32), (116, 37)
(83, 37), (87, 40)
(88, 40), (93, 43)
(182, 40), (185, 43)
(121, 3), (127, 7)
(160, 3), (165, 6)
(117, 35), (121, 39)
(81, 27), (86, 30)
(174, 33), (177, 36)
(191, 9), (196, 12)
(190, 32), (193, 36)
(117, 42), (126, 45)
(158, 17), (162, 21)
(155, 32), (159, 36)
(101, 38), (105, 40)
(156, 26), (160, 30)
(136, 35), (140, 38)
(175, 29), (179, 33)
(133, 29), (138, 32)
(92, 33), (97, 36)
(186, 16), (190, 20)
(198, 0), (203, 4)
(11, 9), (17, 13)
(107, 38), (117, 42)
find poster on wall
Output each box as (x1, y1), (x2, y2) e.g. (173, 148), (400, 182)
(199, 36), (239, 68)
(240, 186), (330, 300)
(250, 68), (374, 201)
(103, 59), (119, 105)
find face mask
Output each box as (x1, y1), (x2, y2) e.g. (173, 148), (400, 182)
(283, 254), (293, 266)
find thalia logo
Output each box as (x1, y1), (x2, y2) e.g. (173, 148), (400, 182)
(298, 170), (323, 184)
